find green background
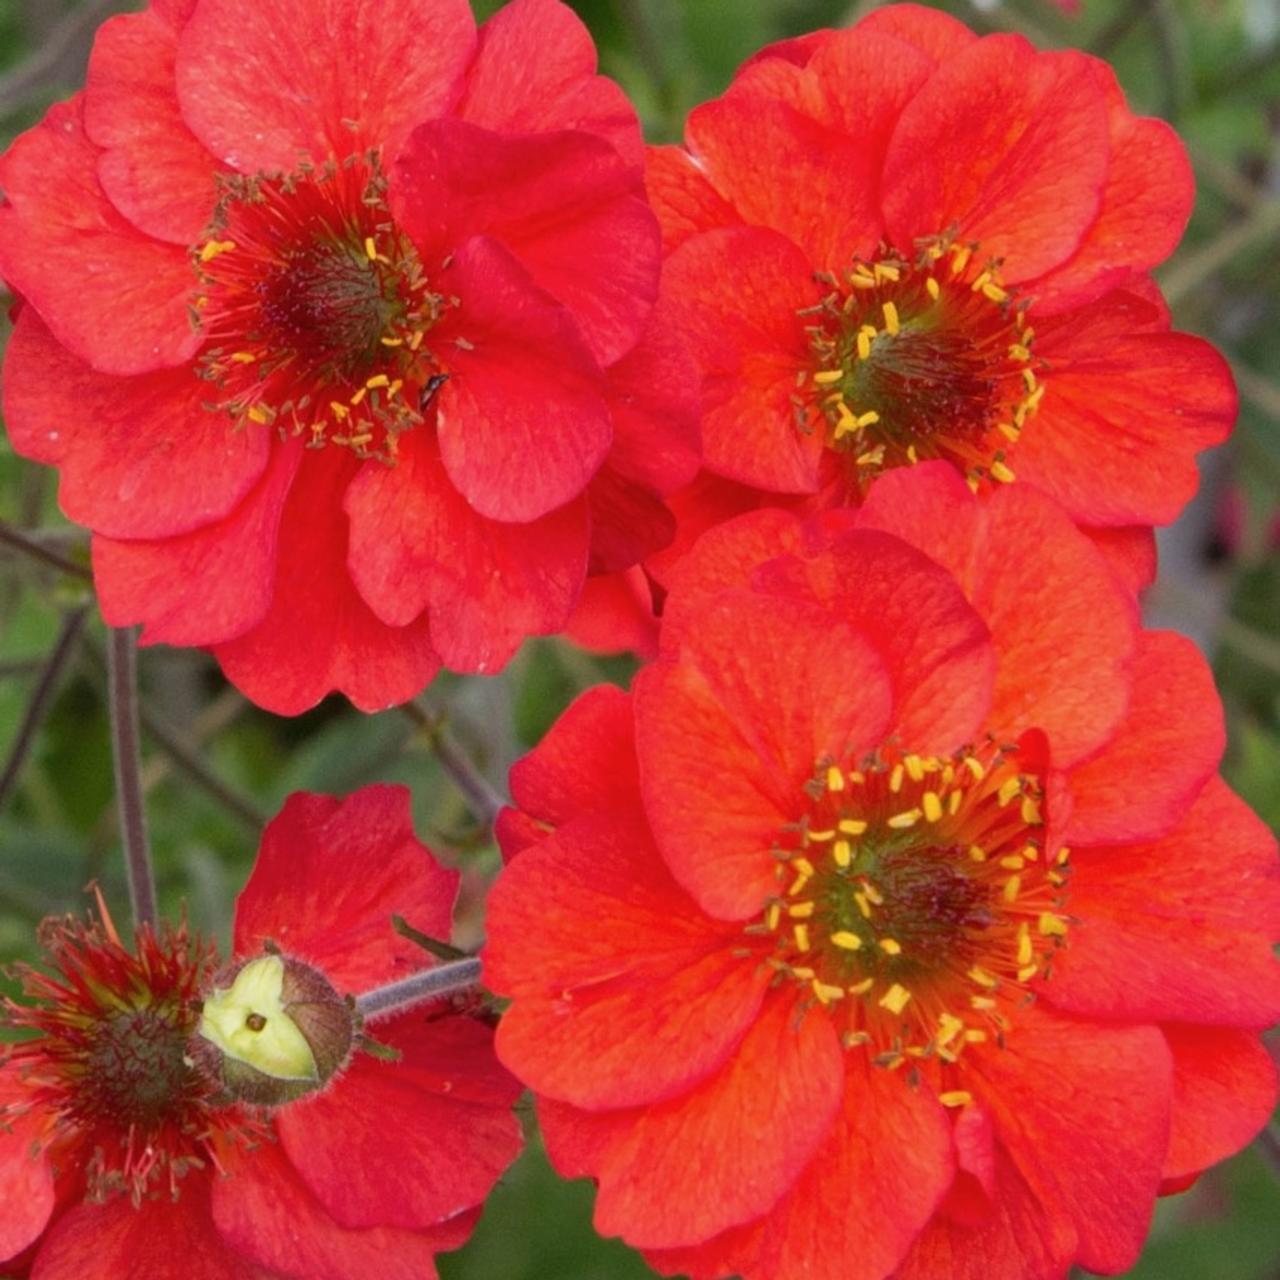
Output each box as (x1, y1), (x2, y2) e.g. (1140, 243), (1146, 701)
(0, 0), (1277, 1276)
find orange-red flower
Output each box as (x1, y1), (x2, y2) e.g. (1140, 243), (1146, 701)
(485, 464), (1279, 1280)
(0, 0), (694, 713)
(1, 786), (522, 1279)
(649, 4), (1234, 533)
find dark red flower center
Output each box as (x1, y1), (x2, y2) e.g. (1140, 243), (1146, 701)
(191, 154), (450, 462)
(751, 742), (1070, 1095)
(798, 239), (1043, 490)
(2, 910), (262, 1203)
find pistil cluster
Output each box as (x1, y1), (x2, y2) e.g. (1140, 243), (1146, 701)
(752, 742), (1071, 1093)
(797, 239), (1043, 490)
(192, 154), (452, 462)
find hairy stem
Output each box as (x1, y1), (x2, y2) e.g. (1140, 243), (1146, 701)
(354, 956), (484, 1021)
(107, 627), (157, 929)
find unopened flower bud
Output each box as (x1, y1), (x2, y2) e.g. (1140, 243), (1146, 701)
(191, 952), (355, 1106)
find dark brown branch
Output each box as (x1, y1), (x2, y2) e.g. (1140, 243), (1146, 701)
(0, 521), (92, 582)
(0, 605), (89, 813)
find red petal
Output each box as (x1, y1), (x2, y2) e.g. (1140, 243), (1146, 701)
(93, 441), (300, 647)
(1031, 63), (1194, 314)
(0, 1070), (55, 1263)
(394, 119), (658, 366)
(883, 39), (1109, 282)
(738, 30), (831, 72)
(969, 1006), (1172, 1275)
(894, 1145), (1076, 1280)
(174, 0), (476, 171)
(2, 309), (268, 541)
(1084, 524), (1157, 597)
(234, 786), (459, 993)
(662, 227), (821, 492)
(278, 1013), (522, 1232)
(213, 1138), (461, 1280)
(0, 99), (197, 376)
(634, 591), (893, 919)
(586, 466), (676, 573)
(1162, 1026), (1278, 1181)
(214, 449), (440, 714)
(506, 683), (641, 829)
(425, 237), (611, 521)
(1045, 777), (1280, 1029)
(30, 1184), (257, 1280)
(82, 9), (220, 243)
(645, 145), (742, 252)
(1016, 299), (1236, 527)
(546, 991), (843, 1249)
(855, 4), (978, 62)
(344, 432), (588, 672)
(457, 0), (643, 167)
(752, 526), (996, 753)
(648, 1060), (954, 1280)
(856, 465), (1137, 767)
(485, 809), (769, 1108)
(1065, 630), (1223, 844)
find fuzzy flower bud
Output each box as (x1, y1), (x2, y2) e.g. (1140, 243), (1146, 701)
(191, 952), (355, 1106)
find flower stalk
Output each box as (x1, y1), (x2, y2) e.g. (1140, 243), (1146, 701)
(354, 956), (483, 1022)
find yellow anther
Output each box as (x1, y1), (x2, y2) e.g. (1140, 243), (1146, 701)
(855, 410), (880, 427)
(971, 270), (992, 294)
(1017, 923), (1033, 966)
(855, 446), (885, 468)
(939, 1091), (973, 1108)
(1021, 844), (1039, 862)
(1020, 796), (1043, 825)
(348, 433), (373, 448)
(826, 765), (845, 791)
(879, 983), (912, 1015)
(380, 336), (404, 347)
(969, 966), (999, 989)
(833, 839), (853, 869)
(968, 845), (987, 863)
(998, 422), (1021, 442)
(882, 301), (900, 336)
(854, 892), (872, 919)
(926, 276), (940, 301)
(849, 978), (875, 996)
(793, 857), (816, 878)
(788, 901), (815, 919)
(906, 445), (919, 465)
(814, 370), (844, 386)
(838, 819), (868, 836)
(963, 1029), (988, 1043)
(1017, 964), (1039, 983)
(936, 1014), (964, 1047)
(862, 882), (884, 906)
(831, 931), (863, 951)
(999, 855), (1026, 871)
(387, 379), (404, 398)
(329, 401), (350, 420)
(365, 374), (390, 390)
(922, 792), (943, 823)
(856, 330), (873, 360)
(1009, 344), (1031, 362)
(765, 904), (781, 931)
(879, 938), (902, 956)
(971, 995), (997, 1010)
(1026, 385), (1046, 412)
(364, 236), (379, 261)
(199, 239), (237, 262)
(874, 262), (901, 282)
(990, 460), (1016, 484)
(807, 829), (835, 843)
(350, 387), (368, 406)
(851, 265), (877, 287)
(406, 330), (425, 350)
(997, 778), (1022, 807)
(246, 405), (269, 424)
(1022, 367), (1038, 394)
(230, 351), (257, 364)
(1038, 912), (1068, 937)
(963, 757), (986, 783)
(982, 281), (1008, 303)
(889, 764), (905, 793)
(950, 245), (972, 275)
(788, 871), (811, 897)
(948, 789), (963, 815)
(794, 924), (811, 952)
(813, 980), (845, 1004)
(904, 754), (926, 782)
(887, 808), (922, 830)
(1003, 875), (1023, 903)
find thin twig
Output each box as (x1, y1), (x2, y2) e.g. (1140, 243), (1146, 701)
(0, 605), (89, 813)
(137, 703), (265, 832)
(1232, 360), (1280, 426)
(354, 956), (484, 1022)
(401, 700), (506, 830)
(1159, 199), (1280, 305)
(107, 627), (156, 929)
(0, 0), (126, 114)
(0, 521), (92, 582)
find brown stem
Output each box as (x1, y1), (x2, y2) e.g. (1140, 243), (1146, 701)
(107, 627), (156, 929)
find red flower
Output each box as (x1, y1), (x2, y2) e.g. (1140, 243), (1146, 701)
(0, 0), (692, 713)
(1, 786), (522, 1279)
(648, 4), (1234, 533)
(485, 464), (1279, 1280)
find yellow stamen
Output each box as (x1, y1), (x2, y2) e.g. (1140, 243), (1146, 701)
(882, 301), (900, 336)
(922, 791), (943, 823)
(879, 983), (912, 1015)
(939, 1091), (973, 1108)
(831, 931), (863, 952)
(879, 938), (902, 956)
(887, 808), (922, 830)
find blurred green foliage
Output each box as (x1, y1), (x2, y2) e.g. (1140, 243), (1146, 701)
(0, 1), (1277, 1277)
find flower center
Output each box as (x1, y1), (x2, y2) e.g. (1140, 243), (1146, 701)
(798, 239), (1043, 490)
(1, 911), (263, 1203)
(751, 742), (1070, 1087)
(191, 154), (450, 462)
